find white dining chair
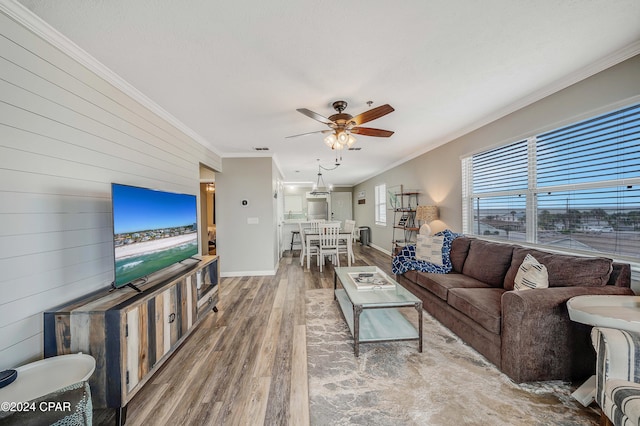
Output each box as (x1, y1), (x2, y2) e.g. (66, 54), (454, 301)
(299, 222), (320, 268)
(317, 222), (341, 272)
(307, 219), (325, 246)
(308, 219), (325, 231)
(341, 219), (357, 264)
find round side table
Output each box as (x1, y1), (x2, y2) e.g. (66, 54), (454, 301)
(567, 295), (640, 406)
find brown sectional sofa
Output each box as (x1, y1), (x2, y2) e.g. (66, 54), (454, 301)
(396, 236), (634, 383)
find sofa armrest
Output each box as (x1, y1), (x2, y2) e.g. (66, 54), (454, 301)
(592, 327), (640, 407)
(501, 286), (634, 383)
(609, 262), (631, 287)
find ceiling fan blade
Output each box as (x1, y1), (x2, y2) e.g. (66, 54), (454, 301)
(350, 127), (394, 137)
(285, 129), (332, 138)
(296, 108), (333, 125)
(349, 104), (394, 126)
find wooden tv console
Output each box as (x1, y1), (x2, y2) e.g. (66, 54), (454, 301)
(44, 255), (219, 425)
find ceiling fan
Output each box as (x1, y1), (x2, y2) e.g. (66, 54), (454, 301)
(287, 100), (395, 151)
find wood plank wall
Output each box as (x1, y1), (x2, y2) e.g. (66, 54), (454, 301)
(0, 9), (221, 370)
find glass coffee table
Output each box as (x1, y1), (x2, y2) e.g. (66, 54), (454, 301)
(334, 266), (423, 356)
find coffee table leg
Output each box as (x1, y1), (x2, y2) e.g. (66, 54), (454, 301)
(353, 305), (362, 357)
(415, 302), (423, 353)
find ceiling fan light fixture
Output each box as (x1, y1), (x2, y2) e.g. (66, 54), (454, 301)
(324, 133), (337, 147)
(289, 100), (392, 152)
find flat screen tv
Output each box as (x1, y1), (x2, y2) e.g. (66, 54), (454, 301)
(111, 183), (198, 291)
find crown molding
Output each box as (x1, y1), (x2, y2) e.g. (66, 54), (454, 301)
(0, 0), (220, 156)
(222, 152), (275, 158)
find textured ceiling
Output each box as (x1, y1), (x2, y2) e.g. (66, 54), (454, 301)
(17, 0), (640, 185)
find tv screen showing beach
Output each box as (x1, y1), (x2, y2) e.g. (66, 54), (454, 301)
(112, 183), (198, 288)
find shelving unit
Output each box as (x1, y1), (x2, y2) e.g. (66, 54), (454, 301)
(44, 255), (219, 424)
(391, 185), (420, 254)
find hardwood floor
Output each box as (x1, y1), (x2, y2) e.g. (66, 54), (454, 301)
(95, 243), (392, 425)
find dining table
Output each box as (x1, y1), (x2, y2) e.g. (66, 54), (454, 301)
(303, 227), (353, 269)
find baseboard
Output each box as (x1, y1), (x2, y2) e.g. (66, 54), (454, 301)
(369, 243), (392, 256)
(221, 269), (277, 277)
(221, 244), (391, 276)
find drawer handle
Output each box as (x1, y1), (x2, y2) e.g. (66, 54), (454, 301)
(168, 313), (176, 323)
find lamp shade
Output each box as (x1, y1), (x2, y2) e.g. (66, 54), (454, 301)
(324, 134), (337, 147)
(415, 205), (438, 222)
(337, 131), (349, 144)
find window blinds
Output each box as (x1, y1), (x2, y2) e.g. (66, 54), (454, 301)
(463, 102), (640, 260)
(537, 103), (640, 188)
(472, 139), (528, 194)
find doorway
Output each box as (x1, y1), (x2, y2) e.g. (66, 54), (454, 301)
(330, 191), (353, 225)
(200, 182), (216, 255)
(200, 164), (216, 255)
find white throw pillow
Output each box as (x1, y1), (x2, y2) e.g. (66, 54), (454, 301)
(514, 254), (549, 290)
(415, 235), (445, 266)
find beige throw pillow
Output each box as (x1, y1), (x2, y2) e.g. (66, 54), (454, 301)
(415, 235), (445, 266)
(514, 254), (549, 290)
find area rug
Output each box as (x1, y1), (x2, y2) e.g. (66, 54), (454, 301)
(305, 289), (600, 426)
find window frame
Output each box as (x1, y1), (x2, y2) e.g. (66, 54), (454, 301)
(462, 102), (640, 263)
(374, 183), (387, 226)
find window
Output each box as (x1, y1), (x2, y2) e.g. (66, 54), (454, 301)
(375, 183), (387, 226)
(462, 102), (640, 261)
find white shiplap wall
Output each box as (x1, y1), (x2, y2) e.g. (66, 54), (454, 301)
(0, 8), (220, 370)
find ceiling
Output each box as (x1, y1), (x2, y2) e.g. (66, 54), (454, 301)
(17, 1), (640, 186)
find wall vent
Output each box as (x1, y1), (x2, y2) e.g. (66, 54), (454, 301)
(253, 147), (270, 151)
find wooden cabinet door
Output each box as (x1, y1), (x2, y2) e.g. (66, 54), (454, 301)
(180, 274), (198, 333)
(163, 286), (179, 349)
(151, 288), (176, 365)
(125, 307), (149, 393)
(178, 278), (190, 335)
(125, 289), (177, 396)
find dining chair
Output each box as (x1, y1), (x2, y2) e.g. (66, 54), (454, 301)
(308, 219), (325, 232)
(317, 222), (341, 272)
(299, 222), (319, 268)
(341, 220), (357, 264)
(306, 219), (325, 246)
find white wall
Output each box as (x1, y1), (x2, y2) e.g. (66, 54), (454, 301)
(215, 157), (279, 276)
(354, 54), (640, 255)
(0, 8), (220, 370)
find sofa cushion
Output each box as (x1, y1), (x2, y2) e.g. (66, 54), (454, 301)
(462, 239), (514, 287)
(504, 247), (613, 290)
(404, 269), (419, 283)
(415, 271), (492, 301)
(450, 237), (471, 273)
(448, 287), (505, 334)
(415, 234), (445, 265)
(514, 254), (549, 291)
